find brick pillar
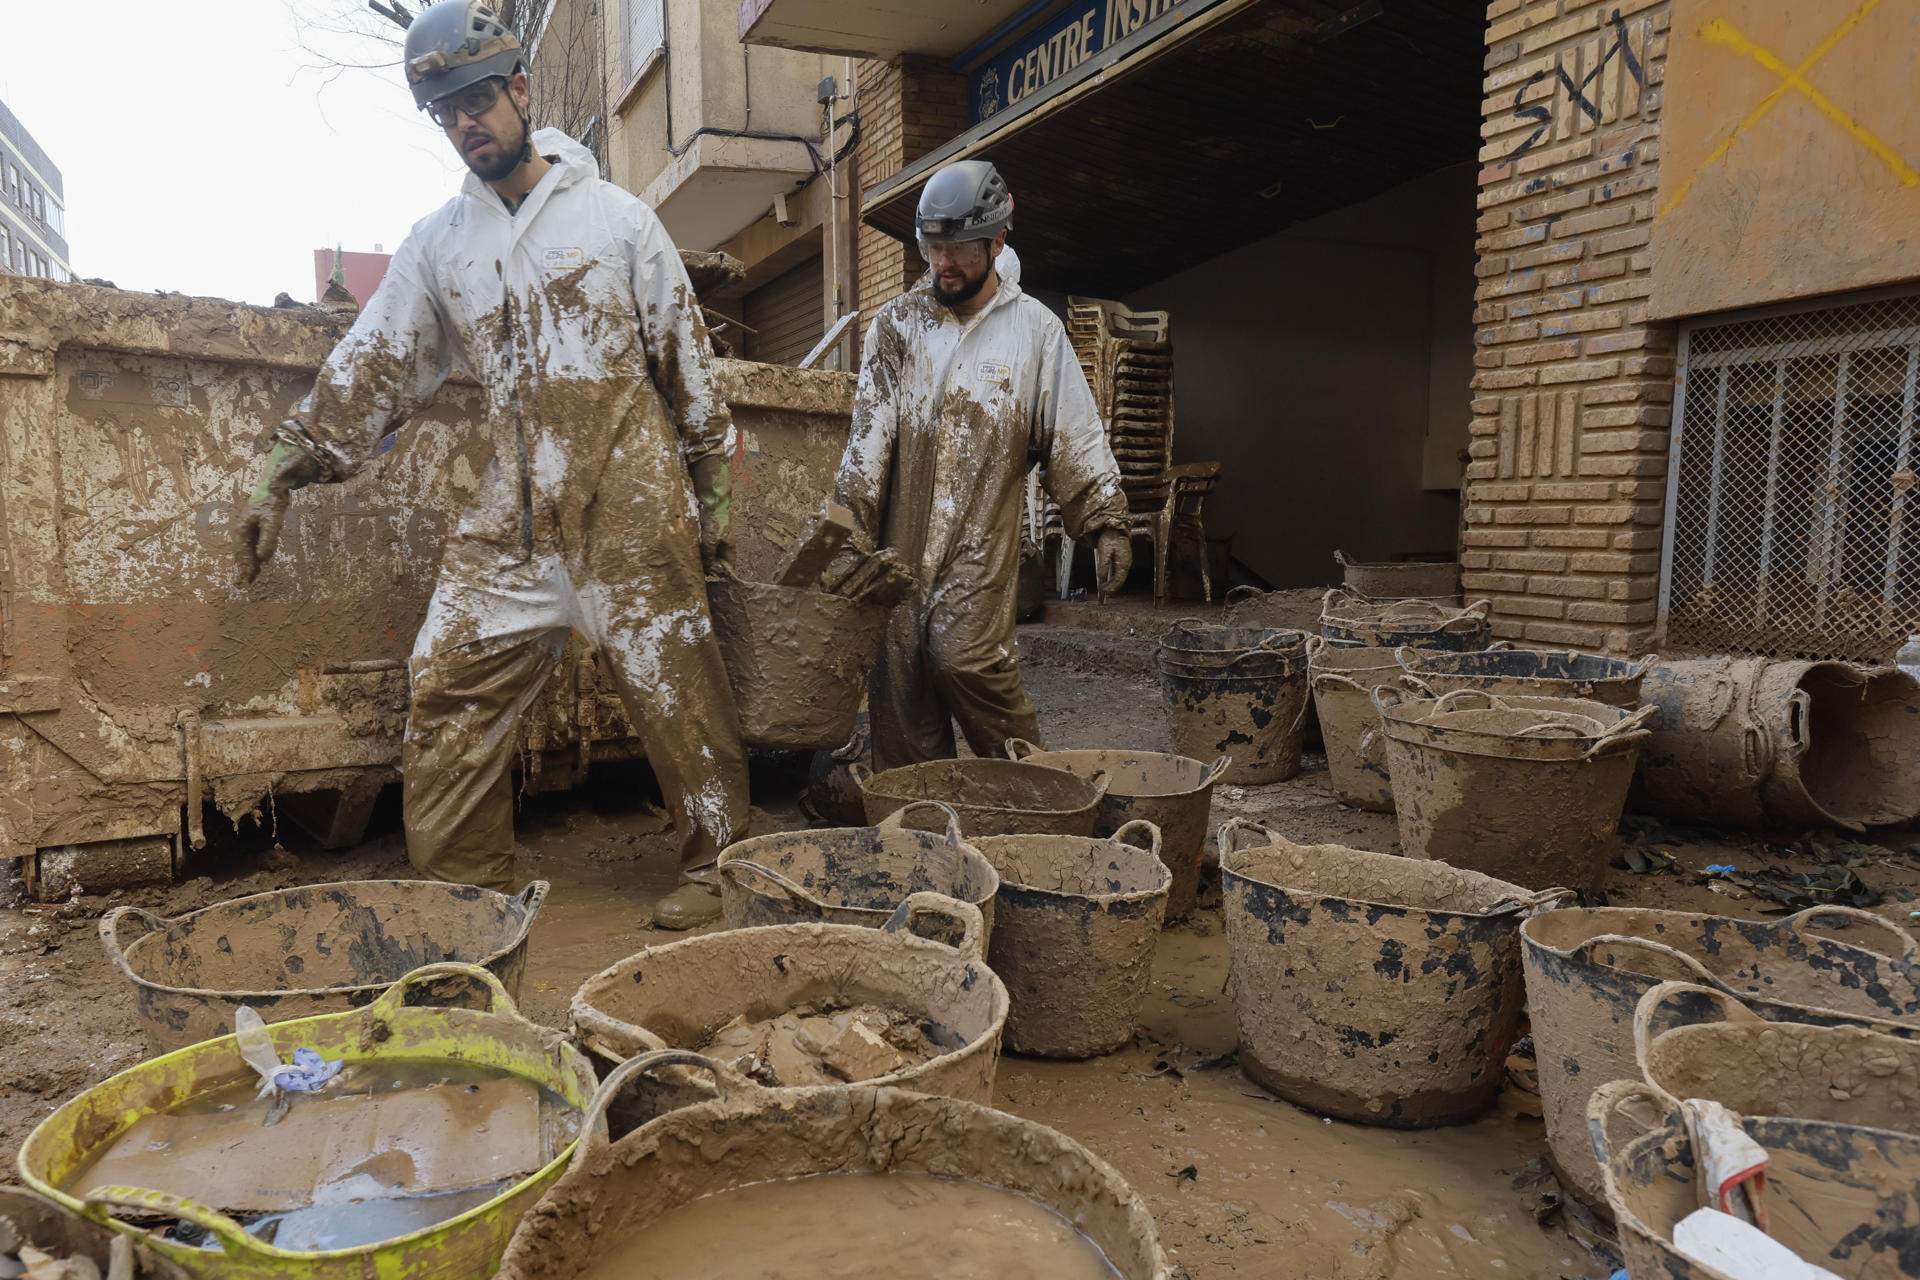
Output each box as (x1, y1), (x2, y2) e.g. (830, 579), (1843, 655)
(1467, 0), (1676, 653)
(852, 55), (972, 354)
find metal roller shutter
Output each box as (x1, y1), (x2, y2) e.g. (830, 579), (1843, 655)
(743, 255), (826, 367)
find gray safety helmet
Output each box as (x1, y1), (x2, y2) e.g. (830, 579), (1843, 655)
(916, 161), (1013, 245)
(403, 0), (525, 110)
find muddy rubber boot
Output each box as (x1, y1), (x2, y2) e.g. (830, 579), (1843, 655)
(654, 880), (722, 931)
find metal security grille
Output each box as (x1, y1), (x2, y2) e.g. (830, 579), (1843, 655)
(1662, 290), (1920, 662)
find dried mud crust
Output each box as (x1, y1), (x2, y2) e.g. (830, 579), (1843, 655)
(0, 638), (1914, 1280)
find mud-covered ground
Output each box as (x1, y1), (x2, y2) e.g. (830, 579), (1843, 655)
(3, 605), (1917, 1279)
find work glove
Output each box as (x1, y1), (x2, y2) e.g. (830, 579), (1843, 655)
(1095, 528), (1133, 599)
(690, 453), (735, 571)
(234, 440), (328, 585)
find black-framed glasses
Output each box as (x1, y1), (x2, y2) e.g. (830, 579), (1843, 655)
(426, 78), (505, 129)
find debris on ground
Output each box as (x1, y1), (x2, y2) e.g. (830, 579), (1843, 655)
(698, 1003), (944, 1087)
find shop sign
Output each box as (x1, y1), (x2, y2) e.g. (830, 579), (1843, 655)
(971, 0), (1199, 124)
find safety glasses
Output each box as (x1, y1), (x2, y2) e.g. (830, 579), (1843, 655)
(426, 78), (505, 129)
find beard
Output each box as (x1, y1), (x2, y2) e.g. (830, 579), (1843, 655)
(461, 111), (530, 183)
(931, 265), (990, 307)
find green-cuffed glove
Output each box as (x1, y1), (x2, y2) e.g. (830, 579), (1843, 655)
(235, 440), (328, 585)
(691, 453), (734, 571)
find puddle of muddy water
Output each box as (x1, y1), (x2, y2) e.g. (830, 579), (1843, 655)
(574, 1171), (1122, 1280)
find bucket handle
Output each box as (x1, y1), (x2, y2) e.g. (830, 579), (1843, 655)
(1201, 754), (1233, 787)
(1368, 684), (1410, 717)
(1224, 585), (1265, 607)
(1585, 1078), (1675, 1171)
(718, 859), (830, 919)
(1783, 905), (1920, 963)
(1580, 705), (1659, 760)
(1109, 819), (1163, 861)
(1003, 737), (1040, 761)
(848, 761), (875, 786)
(1333, 549), (1353, 568)
(503, 879), (552, 949)
(883, 892), (986, 963)
(367, 961), (519, 1020)
(1310, 671), (1369, 695)
(97, 905), (174, 980)
(876, 800), (966, 848)
(1082, 769), (1113, 803)
(1483, 887), (1576, 918)
(571, 998), (674, 1070)
(1631, 980), (1763, 1105)
(83, 1186), (264, 1259)
(1215, 817), (1277, 866)
(1566, 933), (1726, 990)
(576, 1050), (738, 1164)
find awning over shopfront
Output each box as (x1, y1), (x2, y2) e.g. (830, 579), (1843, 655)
(860, 0), (1487, 297)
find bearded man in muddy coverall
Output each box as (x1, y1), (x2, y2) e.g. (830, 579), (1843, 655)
(837, 162), (1132, 767)
(234, 0), (746, 928)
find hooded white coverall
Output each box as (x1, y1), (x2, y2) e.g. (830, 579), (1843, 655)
(836, 250), (1128, 767)
(275, 129), (748, 890)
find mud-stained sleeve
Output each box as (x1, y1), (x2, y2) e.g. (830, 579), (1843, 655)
(1034, 320), (1127, 540)
(834, 312), (903, 547)
(276, 233), (454, 481)
(631, 205), (735, 467)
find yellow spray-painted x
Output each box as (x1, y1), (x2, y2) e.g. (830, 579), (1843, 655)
(1661, 0), (1919, 217)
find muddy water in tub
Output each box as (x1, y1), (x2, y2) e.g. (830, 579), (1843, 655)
(579, 1172), (1121, 1280)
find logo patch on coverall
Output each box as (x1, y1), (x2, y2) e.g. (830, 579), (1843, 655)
(978, 360), (1012, 387)
(542, 247), (586, 272)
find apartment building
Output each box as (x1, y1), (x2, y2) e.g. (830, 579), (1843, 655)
(0, 97), (71, 283)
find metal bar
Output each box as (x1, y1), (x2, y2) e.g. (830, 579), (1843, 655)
(1881, 343), (1919, 633)
(1699, 365), (1733, 584)
(1753, 357), (1788, 627)
(1686, 323), (1920, 368)
(1813, 351), (1853, 625)
(1655, 324), (1697, 647)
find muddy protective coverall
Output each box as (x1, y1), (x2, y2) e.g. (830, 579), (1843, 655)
(277, 129), (748, 891)
(836, 251), (1127, 767)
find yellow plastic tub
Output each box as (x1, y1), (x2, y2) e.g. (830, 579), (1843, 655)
(18, 962), (600, 1280)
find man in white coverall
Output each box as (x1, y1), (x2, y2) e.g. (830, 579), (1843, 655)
(234, 0), (746, 928)
(837, 161), (1132, 767)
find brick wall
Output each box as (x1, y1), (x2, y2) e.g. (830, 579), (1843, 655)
(852, 56), (971, 350)
(1468, 0), (1676, 653)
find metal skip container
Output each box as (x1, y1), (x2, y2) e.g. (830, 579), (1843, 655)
(0, 278), (856, 892)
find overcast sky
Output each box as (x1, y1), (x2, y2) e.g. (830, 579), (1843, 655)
(4, 1), (470, 304)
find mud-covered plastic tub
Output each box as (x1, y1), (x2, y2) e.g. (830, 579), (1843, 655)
(973, 822), (1170, 1059)
(852, 758), (1108, 837)
(1633, 980), (1920, 1130)
(99, 879), (548, 1051)
(1633, 656), (1920, 831)
(1308, 641), (1403, 812)
(1590, 1079), (1920, 1280)
(717, 801), (1000, 932)
(1004, 740), (1228, 920)
(1395, 645), (1653, 709)
(570, 893), (1007, 1105)
(707, 573), (891, 751)
(0, 1186), (191, 1280)
(1370, 687), (1655, 890)
(1320, 589), (1492, 651)
(1156, 630), (1310, 786)
(1522, 905), (1920, 1212)
(1157, 620), (1302, 678)
(1220, 820), (1559, 1127)
(496, 1052), (1172, 1280)
(19, 963), (601, 1280)
(1334, 551), (1460, 604)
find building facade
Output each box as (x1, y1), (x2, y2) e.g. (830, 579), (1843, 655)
(0, 98), (71, 283)
(735, 0), (1920, 661)
(523, 0), (854, 366)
